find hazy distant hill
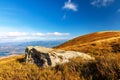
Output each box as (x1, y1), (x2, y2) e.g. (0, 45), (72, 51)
(55, 31), (120, 55)
(0, 40), (67, 56)
(18, 40), (67, 47)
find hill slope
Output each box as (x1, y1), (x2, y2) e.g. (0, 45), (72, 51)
(55, 31), (120, 55)
(0, 31), (120, 80)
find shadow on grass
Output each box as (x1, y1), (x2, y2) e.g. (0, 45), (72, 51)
(17, 58), (25, 63)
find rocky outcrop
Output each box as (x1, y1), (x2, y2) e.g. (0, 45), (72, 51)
(25, 46), (94, 67)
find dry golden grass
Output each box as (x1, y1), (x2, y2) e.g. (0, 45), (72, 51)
(54, 31), (120, 56)
(0, 54), (120, 80)
(0, 31), (120, 80)
(0, 55), (83, 80)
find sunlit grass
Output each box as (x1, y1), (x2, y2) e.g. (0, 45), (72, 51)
(0, 54), (120, 80)
(55, 32), (120, 56)
(0, 31), (120, 80)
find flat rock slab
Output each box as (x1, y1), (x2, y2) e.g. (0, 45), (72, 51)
(25, 46), (94, 67)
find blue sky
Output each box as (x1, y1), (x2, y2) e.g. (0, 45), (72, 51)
(0, 0), (120, 42)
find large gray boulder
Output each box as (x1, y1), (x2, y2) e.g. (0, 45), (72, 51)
(25, 46), (94, 67)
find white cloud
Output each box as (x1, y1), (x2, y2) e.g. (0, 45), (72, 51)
(63, 0), (78, 11)
(49, 32), (69, 36)
(0, 32), (70, 42)
(54, 32), (69, 36)
(6, 32), (28, 37)
(91, 0), (114, 7)
(32, 33), (45, 36)
(32, 32), (70, 36)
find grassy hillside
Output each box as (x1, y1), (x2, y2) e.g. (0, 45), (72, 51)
(55, 31), (120, 55)
(0, 31), (120, 80)
(0, 54), (120, 80)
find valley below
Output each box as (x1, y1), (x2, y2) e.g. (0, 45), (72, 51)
(0, 40), (67, 57)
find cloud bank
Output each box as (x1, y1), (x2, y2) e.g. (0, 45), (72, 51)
(63, 0), (78, 11)
(0, 32), (70, 42)
(91, 0), (114, 7)
(32, 32), (69, 36)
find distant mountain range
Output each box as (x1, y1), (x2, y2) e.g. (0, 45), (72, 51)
(0, 40), (67, 56)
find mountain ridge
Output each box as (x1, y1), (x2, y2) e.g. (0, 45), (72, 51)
(55, 31), (120, 55)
